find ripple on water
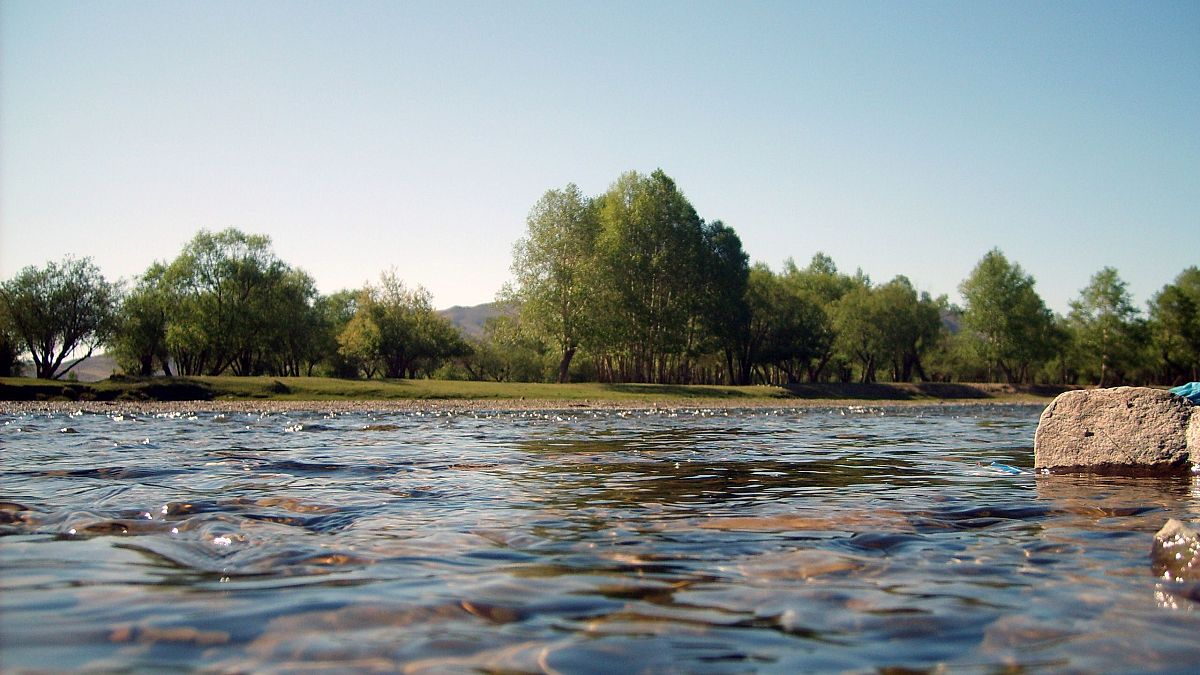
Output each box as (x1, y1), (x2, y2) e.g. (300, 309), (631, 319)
(2, 404), (1200, 671)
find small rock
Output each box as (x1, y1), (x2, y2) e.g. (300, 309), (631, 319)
(1151, 519), (1200, 582)
(1033, 387), (1194, 474)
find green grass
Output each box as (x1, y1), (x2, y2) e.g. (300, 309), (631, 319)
(0, 375), (1071, 404)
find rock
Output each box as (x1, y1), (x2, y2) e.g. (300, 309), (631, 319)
(1152, 519), (1200, 582)
(1191, 413), (1200, 463)
(1033, 386), (1195, 474)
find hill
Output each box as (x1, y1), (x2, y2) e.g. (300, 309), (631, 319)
(439, 302), (509, 338)
(14, 353), (117, 383)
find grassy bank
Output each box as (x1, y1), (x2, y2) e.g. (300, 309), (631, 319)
(0, 375), (1073, 405)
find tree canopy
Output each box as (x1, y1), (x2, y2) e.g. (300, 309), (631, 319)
(958, 249), (1055, 383)
(2, 179), (1193, 388)
(506, 183), (599, 383)
(0, 256), (118, 379)
(1068, 267), (1144, 387)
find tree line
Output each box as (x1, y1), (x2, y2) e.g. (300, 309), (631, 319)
(2, 169), (1197, 386)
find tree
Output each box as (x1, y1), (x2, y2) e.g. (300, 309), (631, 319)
(1149, 267), (1200, 384)
(338, 272), (468, 379)
(698, 220), (751, 384)
(258, 268), (322, 377)
(504, 170), (753, 385)
(311, 290), (361, 377)
(832, 284), (888, 382)
(747, 264), (828, 384)
(0, 256), (118, 380)
(871, 277), (945, 382)
(507, 184), (599, 383)
(160, 228), (316, 376)
(460, 313), (549, 382)
(959, 249), (1055, 383)
(0, 299), (24, 377)
(779, 253), (859, 381)
(336, 289), (384, 379)
(592, 170), (712, 383)
(1068, 267), (1144, 386)
(111, 263), (173, 377)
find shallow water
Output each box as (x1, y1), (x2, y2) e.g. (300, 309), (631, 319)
(2, 404), (1199, 672)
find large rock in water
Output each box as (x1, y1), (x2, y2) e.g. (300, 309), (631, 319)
(1034, 386), (1197, 474)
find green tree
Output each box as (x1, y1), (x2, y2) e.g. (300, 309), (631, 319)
(162, 229), (293, 375)
(158, 228), (322, 376)
(0, 256), (118, 380)
(871, 277), (945, 382)
(111, 263), (173, 376)
(259, 268), (323, 377)
(338, 272), (468, 379)
(959, 249), (1055, 383)
(336, 289), (384, 378)
(698, 220), (751, 384)
(1149, 267), (1200, 384)
(832, 284), (887, 382)
(0, 298), (24, 377)
(1068, 267), (1144, 386)
(745, 264), (827, 384)
(311, 290), (361, 377)
(592, 170), (712, 383)
(779, 253), (859, 381)
(460, 313), (549, 382)
(507, 184), (599, 383)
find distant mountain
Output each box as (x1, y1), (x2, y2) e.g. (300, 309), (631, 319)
(940, 306), (963, 335)
(439, 302), (510, 339)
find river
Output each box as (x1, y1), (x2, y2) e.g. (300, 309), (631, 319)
(2, 404), (1198, 672)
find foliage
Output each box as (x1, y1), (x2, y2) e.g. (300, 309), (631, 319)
(111, 263), (172, 377)
(738, 264), (826, 384)
(698, 221), (751, 384)
(506, 184), (599, 382)
(831, 277), (943, 383)
(1148, 266), (1200, 384)
(338, 271), (469, 379)
(311, 290), (361, 378)
(586, 170), (751, 384)
(336, 290), (384, 378)
(0, 256), (118, 379)
(458, 314), (549, 382)
(958, 249), (1055, 383)
(4, 196), (1194, 388)
(1067, 267), (1145, 386)
(158, 229), (316, 376)
(777, 254), (860, 382)
(0, 298), (24, 377)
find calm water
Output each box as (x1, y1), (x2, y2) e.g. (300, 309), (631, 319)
(3, 404), (1199, 673)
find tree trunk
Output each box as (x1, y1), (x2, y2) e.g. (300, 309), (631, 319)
(557, 346), (577, 384)
(860, 355), (876, 383)
(912, 355), (928, 382)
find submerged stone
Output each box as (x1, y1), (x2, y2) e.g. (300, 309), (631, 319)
(1033, 386), (1196, 474)
(1152, 519), (1200, 583)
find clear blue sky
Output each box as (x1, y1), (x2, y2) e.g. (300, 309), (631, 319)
(2, 1), (1196, 312)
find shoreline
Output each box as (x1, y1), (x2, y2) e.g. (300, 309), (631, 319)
(0, 396), (1050, 416)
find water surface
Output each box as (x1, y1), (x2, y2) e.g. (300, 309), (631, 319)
(3, 404), (1199, 672)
